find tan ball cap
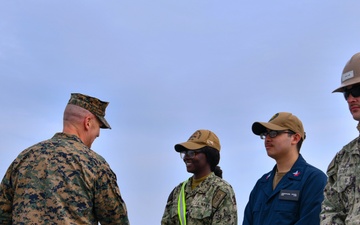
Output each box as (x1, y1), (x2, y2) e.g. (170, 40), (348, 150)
(252, 112), (306, 140)
(175, 129), (221, 152)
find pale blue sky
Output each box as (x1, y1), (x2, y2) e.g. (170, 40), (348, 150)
(1, 1), (360, 224)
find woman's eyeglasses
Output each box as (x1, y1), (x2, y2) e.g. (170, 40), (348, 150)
(260, 130), (295, 139)
(180, 150), (205, 159)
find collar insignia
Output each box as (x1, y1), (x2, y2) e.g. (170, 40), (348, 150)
(293, 170), (301, 177)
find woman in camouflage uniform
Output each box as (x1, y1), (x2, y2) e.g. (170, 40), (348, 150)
(161, 129), (237, 225)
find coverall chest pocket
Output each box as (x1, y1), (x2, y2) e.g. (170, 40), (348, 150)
(273, 200), (299, 224)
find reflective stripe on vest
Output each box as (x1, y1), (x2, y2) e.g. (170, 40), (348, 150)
(178, 179), (188, 225)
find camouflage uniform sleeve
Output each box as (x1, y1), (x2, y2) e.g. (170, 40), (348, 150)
(211, 185), (237, 225)
(0, 164), (14, 225)
(161, 186), (180, 225)
(320, 154), (346, 225)
(94, 166), (130, 225)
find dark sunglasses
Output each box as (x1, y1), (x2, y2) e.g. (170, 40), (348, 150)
(344, 85), (360, 100)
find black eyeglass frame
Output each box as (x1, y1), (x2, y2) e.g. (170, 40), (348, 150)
(259, 130), (295, 140)
(179, 150), (206, 159)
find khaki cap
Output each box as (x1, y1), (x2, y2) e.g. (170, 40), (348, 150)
(333, 52), (360, 92)
(252, 112), (306, 140)
(175, 129), (221, 152)
(68, 93), (111, 129)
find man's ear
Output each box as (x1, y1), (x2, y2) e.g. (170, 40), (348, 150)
(291, 133), (301, 144)
(84, 116), (91, 130)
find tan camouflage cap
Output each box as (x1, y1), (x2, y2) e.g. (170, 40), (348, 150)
(175, 129), (221, 152)
(333, 52), (360, 92)
(252, 112), (306, 140)
(68, 93), (111, 129)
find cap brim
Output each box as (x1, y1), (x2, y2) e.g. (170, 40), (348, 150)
(174, 142), (206, 152)
(97, 116), (111, 129)
(252, 122), (287, 135)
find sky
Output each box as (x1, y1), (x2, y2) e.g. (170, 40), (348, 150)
(1, 1), (360, 224)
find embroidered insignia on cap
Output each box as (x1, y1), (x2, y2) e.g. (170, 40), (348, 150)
(269, 113), (279, 122)
(188, 130), (201, 140)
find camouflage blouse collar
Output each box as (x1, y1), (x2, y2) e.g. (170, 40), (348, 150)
(187, 172), (217, 193)
(357, 122), (360, 132)
(53, 132), (84, 144)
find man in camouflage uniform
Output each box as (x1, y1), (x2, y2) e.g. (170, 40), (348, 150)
(321, 52), (360, 224)
(161, 129), (237, 225)
(243, 112), (327, 225)
(0, 93), (129, 224)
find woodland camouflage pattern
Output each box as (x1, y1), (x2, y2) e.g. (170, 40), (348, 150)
(321, 133), (360, 225)
(68, 93), (111, 129)
(0, 132), (129, 225)
(161, 172), (237, 225)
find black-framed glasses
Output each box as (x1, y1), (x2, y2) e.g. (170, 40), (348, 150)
(180, 150), (205, 159)
(344, 85), (360, 100)
(260, 130), (295, 139)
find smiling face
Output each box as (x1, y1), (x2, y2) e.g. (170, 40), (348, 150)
(182, 150), (211, 179)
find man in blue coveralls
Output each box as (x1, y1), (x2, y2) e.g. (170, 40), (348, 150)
(243, 112), (327, 225)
